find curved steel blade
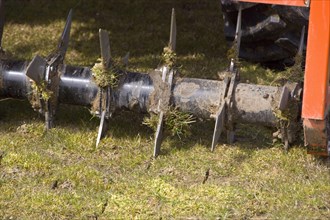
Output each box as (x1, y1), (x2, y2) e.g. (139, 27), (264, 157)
(235, 4), (242, 57)
(57, 9), (73, 59)
(154, 111), (164, 157)
(45, 101), (54, 130)
(26, 55), (47, 83)
(298, 26), (306, 56)
(122, 52), (130, 67)
(169, 8), (176, 51)
(96, 110), (107, 147)
(99, 29), (111, 68)
(211, 103), (225, 151)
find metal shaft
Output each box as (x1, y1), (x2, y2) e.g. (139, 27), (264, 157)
(0, 59), (281, 127)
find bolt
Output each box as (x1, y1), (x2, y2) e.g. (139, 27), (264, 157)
(304, 0), (310, 7)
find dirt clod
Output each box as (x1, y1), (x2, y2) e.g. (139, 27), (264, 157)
(148, 70), (171, 113)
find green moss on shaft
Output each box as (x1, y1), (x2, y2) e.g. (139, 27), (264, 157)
(31, 81), (53, 101)
(162, 46), (177, 69)
(92, 59), (119, 88)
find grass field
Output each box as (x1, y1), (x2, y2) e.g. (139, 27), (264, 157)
(0, 0), (330, 219)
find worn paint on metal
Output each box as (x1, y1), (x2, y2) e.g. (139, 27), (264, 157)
(238, 0), (307, 7)
(174, 82), (200, 102)
(233, 83), (279, 126)
(304, 119), (329, 156)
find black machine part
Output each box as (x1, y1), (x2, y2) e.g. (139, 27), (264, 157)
(220, 0), (309, 63)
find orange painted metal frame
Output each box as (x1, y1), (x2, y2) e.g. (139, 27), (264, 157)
(238, 0), (307, 7)
(302, 0), (330, 119)
(302, 0), (330, 156)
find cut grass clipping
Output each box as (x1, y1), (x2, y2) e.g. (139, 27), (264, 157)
(226, 39), (241, 65)
(31, 81), (53, 101)
(92, 58), (120, 88)
(143, 107), (196, 138)
(162, 46), (177, 69)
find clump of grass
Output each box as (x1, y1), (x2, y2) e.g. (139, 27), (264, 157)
(272, 97), (301, 146)
(166, 108), (196, 137)
(162, 46), (177, 69)
(286, 54), (304, 82)
(273, 108), (291, 123)
(272, 54), (304, 86)
(31, 81), (53, 101)
(226, 44), (237, 61)
(92, 58), (120, 88)
(226, 40), (242, 70)
(143, 107), (196, 138)
(28, 80), (53, 111)
(142, 113), (159, 131)
(273, 107), (293, 133)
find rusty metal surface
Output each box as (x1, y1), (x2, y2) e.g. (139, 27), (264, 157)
(303, 119), (329, 156)
(233, 83), (280, 126)
(173, 78), (223, 118)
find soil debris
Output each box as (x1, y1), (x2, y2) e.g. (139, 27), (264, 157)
(148, 70), (171, 113)
(202, 168), (210, 184)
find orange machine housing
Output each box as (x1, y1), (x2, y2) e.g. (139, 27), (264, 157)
(239, 0), (307, 7)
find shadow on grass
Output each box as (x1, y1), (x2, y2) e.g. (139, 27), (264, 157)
(55, 105), (152, 140)
(1, 101), (329, 168)
(4, 0), (227, 63)
(0, 99), (41, 130)
(0, 100), (289, 151)
(154, 119), (278, 157)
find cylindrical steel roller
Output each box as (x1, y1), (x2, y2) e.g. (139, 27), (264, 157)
(0, 60), (30, 98)
(172, 78), (223, 118)
(233, 83), (280, 126)
(113, 71), (153, 113)
(0, 59), (284, 127)
(59, 65), (98, 106)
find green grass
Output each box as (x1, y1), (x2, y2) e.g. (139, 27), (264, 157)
(1, 0), (330, 219)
